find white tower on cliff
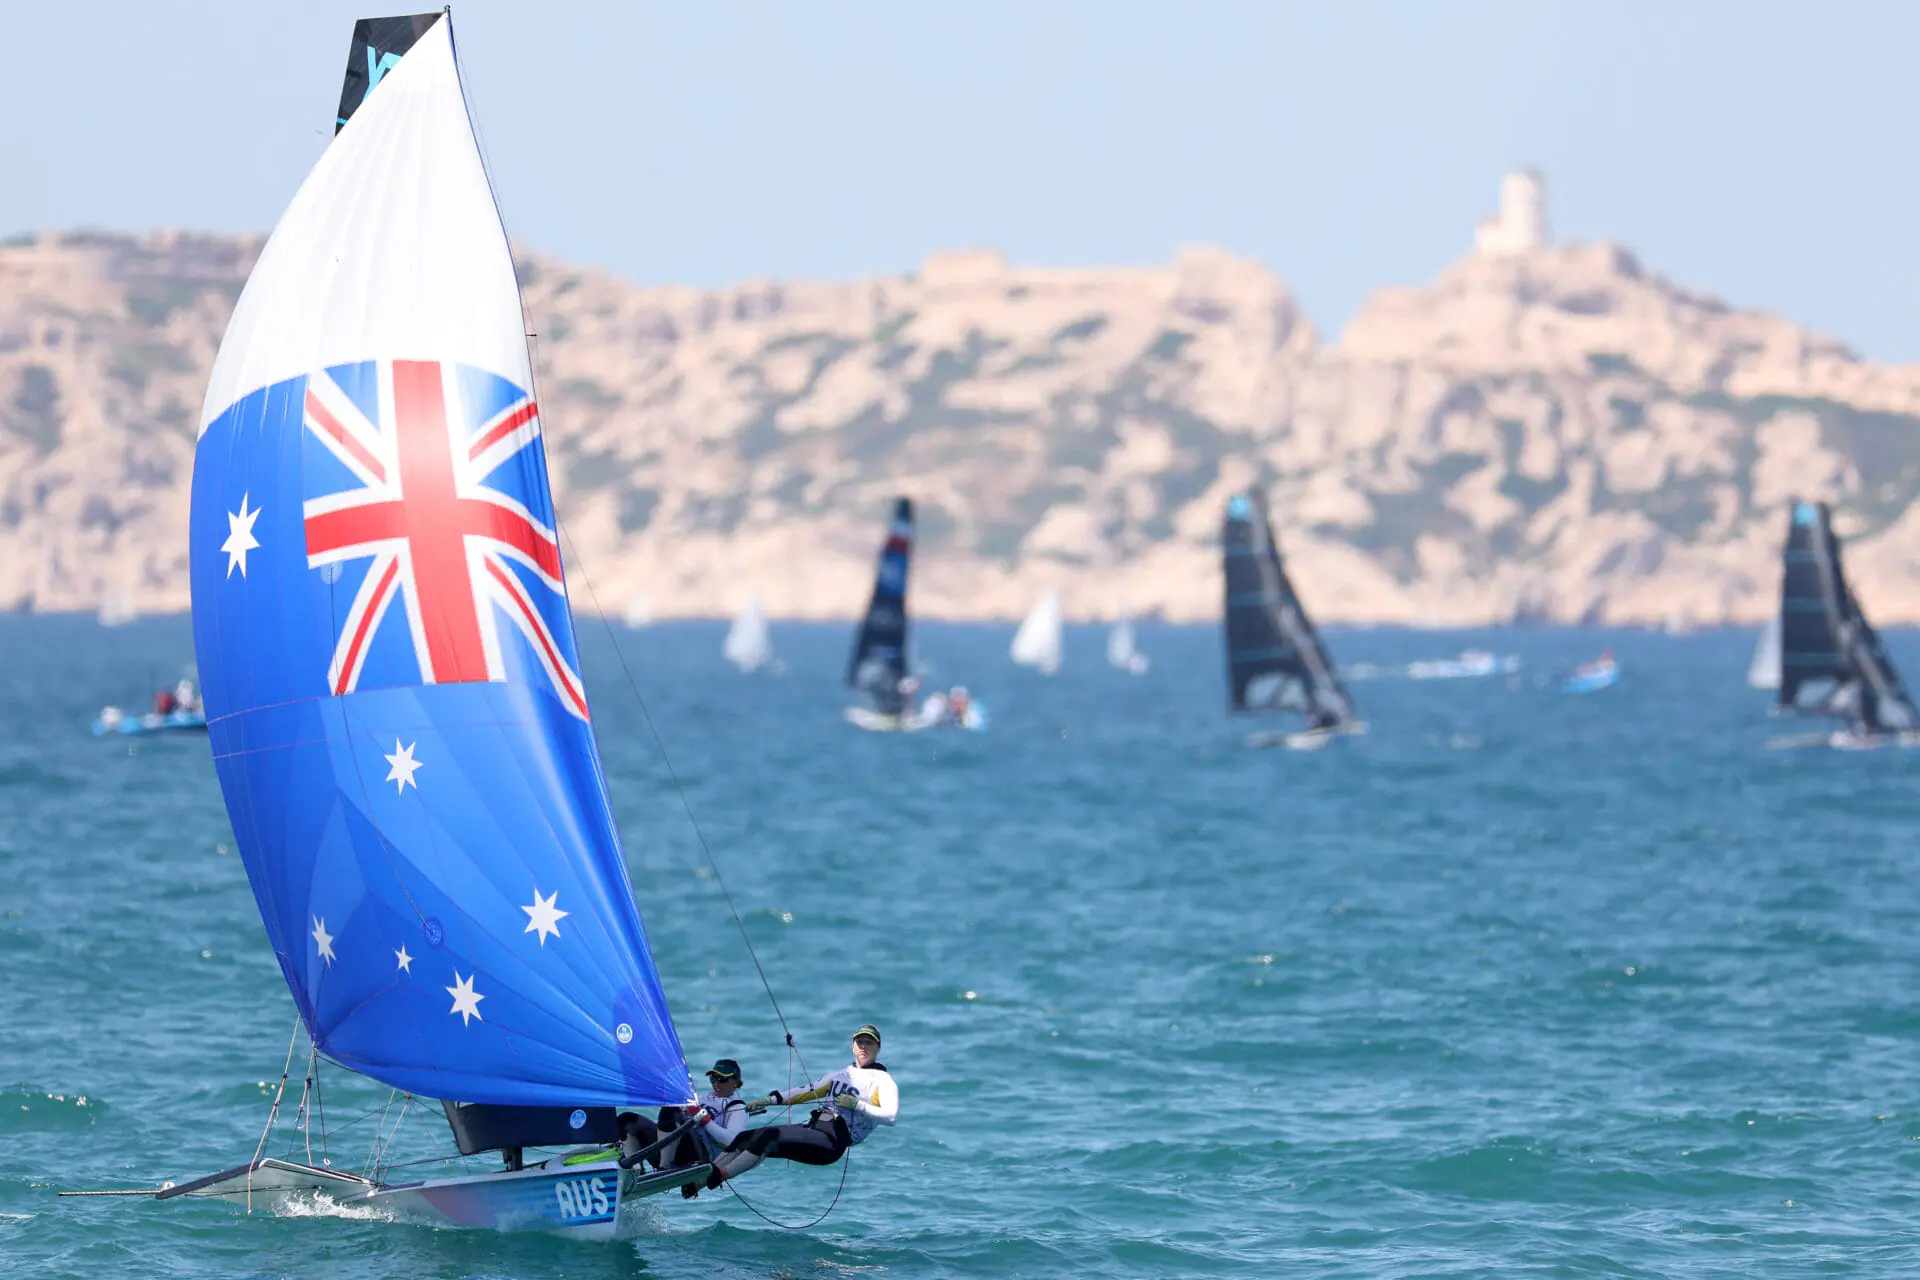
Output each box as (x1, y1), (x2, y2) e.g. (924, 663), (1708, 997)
(1474, 169), (1549, 256)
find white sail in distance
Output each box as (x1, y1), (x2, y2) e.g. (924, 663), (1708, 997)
(1107, 618), (1149, 675)
(1011, 589), (1063, 676)
(1748, 612), (1781, 690)
(724, 593), (774, 672)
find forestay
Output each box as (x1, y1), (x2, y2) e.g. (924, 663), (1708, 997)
(188, 16), (691, 1108)
(1221, 492), (1356, 728)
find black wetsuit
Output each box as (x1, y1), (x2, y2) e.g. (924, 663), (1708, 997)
(726, 1107), (851, 1167)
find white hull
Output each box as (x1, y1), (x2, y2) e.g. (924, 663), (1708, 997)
(166, 1154), (709, 1240)
(1765, 729), (1920, 751)
(844, 700), (984, 732)
(1246, 720), (1366, 751)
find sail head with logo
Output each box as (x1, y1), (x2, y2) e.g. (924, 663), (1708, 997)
(188, 14), (691, 1110)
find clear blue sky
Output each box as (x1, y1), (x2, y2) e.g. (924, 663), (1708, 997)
(10, 1), (1920, 359)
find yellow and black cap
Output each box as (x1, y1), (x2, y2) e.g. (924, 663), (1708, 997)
(851, 1024), (882, 1047)
(706, 1058), (742, 1081)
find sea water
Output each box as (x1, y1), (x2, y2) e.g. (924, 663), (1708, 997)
(4, 615), (1919, 1277)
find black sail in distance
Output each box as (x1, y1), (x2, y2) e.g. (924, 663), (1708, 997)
(334, 12), (444, 132)
(847, 498), (914, 714)
(1221, 492), (1356, 728)
(1777, 499), (1917, 734)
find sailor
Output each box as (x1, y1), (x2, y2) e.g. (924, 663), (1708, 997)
(665, 1058), (752, 1198)
(945, 686), (970, 725)
(708, 1024), (897, 1187)
(154, 687), (178, 716)
(618, 1058), (752, 1194)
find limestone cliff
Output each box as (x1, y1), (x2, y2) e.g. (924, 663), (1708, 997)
(4, 225), (1917, 625)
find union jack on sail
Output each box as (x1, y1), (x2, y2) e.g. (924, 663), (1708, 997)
(300, 358), (589, 718)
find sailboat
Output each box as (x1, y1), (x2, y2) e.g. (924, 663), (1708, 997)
(162, 12), (725, 1235)
(1010, 589), (1063, 676)
(722, 592), (778, 673)
(1772, 499), (1917, 747)
(1221, 493), (1363, 749)
(1106, 617), (1150, 675)
(1747, 611), (1782, 690)
(844, 498), (959, 730)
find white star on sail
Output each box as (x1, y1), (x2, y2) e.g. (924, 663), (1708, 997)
(394, 946), (412, 974)
(223, 493), (263, 578)
(311, 916), (336, 965)
(522, 889), (568, 947)
(446, 971), (485, 1025)
(384, 740), (423, 793)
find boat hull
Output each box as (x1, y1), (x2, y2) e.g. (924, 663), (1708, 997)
(1560, 668), (1618, 693)
(165, 1154), (710, 1240)
(91, 710), (209, 737)
(1246, 720), (1366, 751)
(362, 1159), (708, 1239)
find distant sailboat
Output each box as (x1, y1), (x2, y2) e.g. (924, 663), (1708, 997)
(845, 498), (919, 730)
(621, 593), (653, 629)
(1221, 492), (1362, 749)
(1011, 589), (1063, 676)
(156, 11), (736, 1235)
(1747, 611), (1781, 691)
(1774, 500), (1917, 747)
(1107, 618), (1149, 675)
(723, 592), (776, 673)
(97, 590), (140, 628)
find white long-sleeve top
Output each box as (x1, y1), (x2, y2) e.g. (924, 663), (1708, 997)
(777, 1062), (898, 1146)
(691, 1090), (750, 1158)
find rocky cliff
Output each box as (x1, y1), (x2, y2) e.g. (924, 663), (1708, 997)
(5, 226), (1919, 625)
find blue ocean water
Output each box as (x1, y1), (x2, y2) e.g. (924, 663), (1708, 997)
(4, 615), (1920, 1277)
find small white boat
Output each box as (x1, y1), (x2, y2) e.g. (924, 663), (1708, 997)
(1107, 619), (1149, 675)
(722, 592), (778, 673)
(1011, 590), (1063, 676)
(1405, 649), (1519, 680)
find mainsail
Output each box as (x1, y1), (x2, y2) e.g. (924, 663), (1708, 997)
(189, 16), (690, 1109)
(846, 498), (913, 713)
(723, 593), (773, 672)
(1221, 492), (1356, 728)
(1777, 499), (1917, 734)
(1011, 590), (1063, 675)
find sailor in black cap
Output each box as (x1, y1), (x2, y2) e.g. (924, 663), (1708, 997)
(707, 1024), (898, 1187)
(620, 1057), (754, 1197)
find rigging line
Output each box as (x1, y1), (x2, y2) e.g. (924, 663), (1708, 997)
(526, 330), (812, 1083)
(724, 1142), (851, 1231)
(246, 1018), (304, 1214)
(286, 1043), (316, 1165)
(362, 1090), (400, 1176)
